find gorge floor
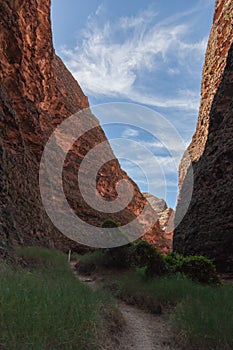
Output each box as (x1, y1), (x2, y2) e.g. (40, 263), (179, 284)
(70, 261), (175, 350)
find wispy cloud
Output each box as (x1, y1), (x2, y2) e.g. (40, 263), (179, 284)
(95, 3), (104, 16)
(60, 6), (208, 110)
(92, 102), (190, 206)
(111, 139), (179, 200)
(119, 9), (156, 29)
(122, 128), (140, 138)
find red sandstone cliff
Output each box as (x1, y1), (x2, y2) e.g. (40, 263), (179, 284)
(143, 193), (174, 253)
(0, 0), (169, 257)
(174, 0), (233, 271)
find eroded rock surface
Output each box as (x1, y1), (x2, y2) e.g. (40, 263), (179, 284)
(174, 0), (233, 272)
(0, 0), (169, 256)
(143, 193), (174, 252)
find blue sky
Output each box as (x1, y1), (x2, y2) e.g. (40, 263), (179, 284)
(51, 0), (214, 208)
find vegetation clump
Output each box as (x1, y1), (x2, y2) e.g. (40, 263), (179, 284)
(164, 252), (221, 284)
(77, 223), (221, 285)
(177, 255), (221, 284)
(163, 252), (185, 271)
(0, 247), (114, 350)
(132, 240), (167, 277)
(100, 219), (133, 268)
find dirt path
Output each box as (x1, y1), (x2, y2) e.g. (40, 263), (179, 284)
(70, 261), (174, 350)
(118, 302), (172, 350)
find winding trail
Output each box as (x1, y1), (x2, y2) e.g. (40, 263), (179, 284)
(118, 302), (172, 350)
(70, 262), (174, 350)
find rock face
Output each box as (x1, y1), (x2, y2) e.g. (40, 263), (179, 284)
(143, 193), (174, 253)
(174, 0), (233, 272)
(0, 0), (168, 256)
(143, 193), (167, 213)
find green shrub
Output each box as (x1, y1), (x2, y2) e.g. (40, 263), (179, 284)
(164, 252), (185, 271)
(100, 220), (132, 268)
(133, 240), (167, 277)
(178, 255), (221, 284)
(101, 219), (121, 228)
(163, 252), (220, 285)
(104, 245), (133, 268)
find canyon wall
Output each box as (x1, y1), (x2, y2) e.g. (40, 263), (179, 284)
(0, 0), (170, 258)
(174, 0), (233, 272)
(143, 193), (174, 252)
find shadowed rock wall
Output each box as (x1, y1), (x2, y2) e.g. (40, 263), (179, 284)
(174, 0), (233, 272)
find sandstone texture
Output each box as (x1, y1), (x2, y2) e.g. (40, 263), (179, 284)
(143, 193), (174, 252)
(174, 0), (233, 272)
(143, 193), (167, 213)
(0, 0), (170, 257)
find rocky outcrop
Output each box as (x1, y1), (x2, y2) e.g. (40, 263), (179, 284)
(0, 0), (167, 255)
(174, 0), (233, 272)
(143, 193), (174, 253)
(143, 193), (167, 213)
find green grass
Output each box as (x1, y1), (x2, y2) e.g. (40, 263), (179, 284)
(173, 283), (233, 350)
(17, 246), (74, 277)
(0, 247), (114, 350)
(74, 250), (107, 265)
(115, 269), (233, 349)
(8, 247), (231, 349)
(116, 269), (201, 305)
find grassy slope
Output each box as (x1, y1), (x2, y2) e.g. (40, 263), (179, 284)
(116, 270), (233, 350)
(0, 248), (115, 350)
(1, 248), (232, 350)
(76, 251), (233, 350)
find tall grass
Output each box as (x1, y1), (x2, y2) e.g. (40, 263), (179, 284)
(74, 250), (107, 266)
(116, 269), (203, 305)
(0, 247), (114, 350)
(173, 283), (233, 350)
(116, 269), (233, 350)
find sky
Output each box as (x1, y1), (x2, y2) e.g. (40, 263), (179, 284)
(51, 0), (215, 208)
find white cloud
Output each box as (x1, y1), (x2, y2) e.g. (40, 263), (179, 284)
(114, 133), (178, 201)
(95, 4), (104, 16)
(96, 101), (190, 203)
(60, 7), (208, 111)
(167, 67), (180, 76)
(109, 137), (182, 199)
(127, 89), (200, 110)
(122, 128), (140, 138)
(140, 140), (165, 150)
(119, 9), (156, 29)
(95, 100), (190, 205)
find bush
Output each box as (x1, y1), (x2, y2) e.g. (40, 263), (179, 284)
(164, 252), (185, 271)
(104, 245), (133, 268)
(101, 219), (121, 228)
(163, 252), (220, 285)
(100, 220), (132, 269)
(133, 240), (167, 277)
(177, 255), (221, 284)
